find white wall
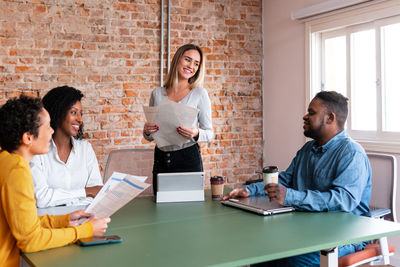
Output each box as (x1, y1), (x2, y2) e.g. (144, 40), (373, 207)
(262, 0), (323, 170)
(262, 0), (400, 265)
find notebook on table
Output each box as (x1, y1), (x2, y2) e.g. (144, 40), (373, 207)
(221, 196), (295, 216)
(156, 172), (205, 203)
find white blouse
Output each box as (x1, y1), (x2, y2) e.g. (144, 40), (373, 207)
(30, 138), (103, 208)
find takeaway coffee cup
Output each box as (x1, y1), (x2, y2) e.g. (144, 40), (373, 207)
(263, 166), (279, 185)
(210, 176), (224, 200)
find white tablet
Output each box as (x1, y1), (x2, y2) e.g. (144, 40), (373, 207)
(156, 172), (205, 203)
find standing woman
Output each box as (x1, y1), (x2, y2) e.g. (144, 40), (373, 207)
(143, 44), (214, 194)
(31, 86), (103, 208)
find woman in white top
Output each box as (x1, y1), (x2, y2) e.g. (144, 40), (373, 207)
(31, 86), (103, 208)
(143, 44), (214, 194)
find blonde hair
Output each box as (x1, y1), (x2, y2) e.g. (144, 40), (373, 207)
(163, 44), (205, 90)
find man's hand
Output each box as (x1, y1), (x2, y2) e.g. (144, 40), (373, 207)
(69, 210), (93, 226)
(221, 188), (250, 201)
(265, 183), (287, 205)
(85, 186), (103, 198)
(177, 126), (199, 139)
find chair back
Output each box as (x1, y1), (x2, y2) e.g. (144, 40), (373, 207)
(367, 153), (397, 222)
(103, 148), (154, 196)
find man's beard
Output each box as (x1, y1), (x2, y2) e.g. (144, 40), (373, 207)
(303, 121), (325, 140)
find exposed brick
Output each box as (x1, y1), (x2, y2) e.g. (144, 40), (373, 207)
(91, 131), (107, 139)
(114, 3), (137, 12)
(104, 52), (131, 59)
(102, 106), (128, 114)
(1, 38), (16, 47)
(15, 66), (40, 73)
(107, 130), (120, 138)
(9, 49), (41, 57)
(0, 0), (262, 188)
(34, 5), (46, 14)
(88, 75), (101, 82)
(114, 138), (132, 145)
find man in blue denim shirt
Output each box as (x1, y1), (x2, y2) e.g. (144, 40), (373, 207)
(222, 91), (371, 267)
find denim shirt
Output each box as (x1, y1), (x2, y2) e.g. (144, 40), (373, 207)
(245, 131), (371, 215)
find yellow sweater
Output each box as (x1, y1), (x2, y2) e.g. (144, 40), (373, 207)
(0, 151), (93, 267)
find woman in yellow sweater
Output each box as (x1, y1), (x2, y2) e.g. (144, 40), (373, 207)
(0, 95), (110, 267)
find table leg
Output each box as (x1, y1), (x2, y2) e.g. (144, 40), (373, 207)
(320, 247), (338, 267)
(379, 236), (390, 264)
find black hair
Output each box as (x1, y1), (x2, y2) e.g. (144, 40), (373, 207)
(0, 95), (43, 152)
(42, 86), (84, 139)
(315, 91), (348, 129)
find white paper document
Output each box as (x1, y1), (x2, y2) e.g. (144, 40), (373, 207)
(78, 172), (150, 224)
(143, 100), (199, 148)
(142, 106), (159, 123)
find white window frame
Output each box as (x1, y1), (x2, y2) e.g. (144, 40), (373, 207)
(305, 0), (400, 153)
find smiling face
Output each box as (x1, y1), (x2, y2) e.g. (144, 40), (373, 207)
(176, 49), (201, 81)
(58, 101), (83, 137)
(30, 108), (54, 155)
(303, 98), (329, 140)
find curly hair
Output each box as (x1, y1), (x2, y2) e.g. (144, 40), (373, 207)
(0, 95), (43, 152)
(42, 86), (84, 139)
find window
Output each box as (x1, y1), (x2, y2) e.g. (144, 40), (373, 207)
(306, 1), (400, 152)
(382, 22), (400, 132)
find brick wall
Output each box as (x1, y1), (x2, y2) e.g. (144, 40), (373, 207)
(0, 0), (263, 188)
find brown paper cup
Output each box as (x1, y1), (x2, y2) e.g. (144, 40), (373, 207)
(210, 176), (224, 200)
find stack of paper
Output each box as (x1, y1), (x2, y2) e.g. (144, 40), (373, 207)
(143, 99), (199, 148)
(78, 172), (150, 224)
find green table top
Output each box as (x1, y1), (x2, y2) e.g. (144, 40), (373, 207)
(107, 194), (238, 230)
(24, 193), (400, 267)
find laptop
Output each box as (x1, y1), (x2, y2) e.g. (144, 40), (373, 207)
(156, 172), (205, 203)
(221, 196), (295, 215)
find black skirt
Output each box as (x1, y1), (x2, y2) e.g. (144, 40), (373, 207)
(152, 144), (203, 194)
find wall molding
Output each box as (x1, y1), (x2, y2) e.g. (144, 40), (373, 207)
(358, 140), (400, 154)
